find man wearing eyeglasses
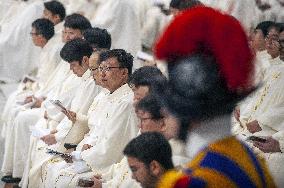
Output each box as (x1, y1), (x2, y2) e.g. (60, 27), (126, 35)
(41, 49), (139, 188)
(234, 24), (284, 187)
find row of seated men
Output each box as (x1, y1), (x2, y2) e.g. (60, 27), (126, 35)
(0, 1), (283, 188)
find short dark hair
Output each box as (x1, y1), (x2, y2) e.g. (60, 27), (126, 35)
(170, 0), (202, 10)
(60, 38), (93, 64)
(64, 13), (92, 33)
(99, 49), (133, 75)
(255, 21), (275, 37)
(83, 27), (112, 49)
(32, 18), (54, 40)
(278, 23), (284, 33)
(128, 66), (167, 92)
(44, 0), (66, 21)
(136, 94), (164, 120)
(124, 132), (174, 170)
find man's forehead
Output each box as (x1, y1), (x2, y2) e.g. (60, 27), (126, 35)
(100, 57), (118, 66)
(64, 27), (81, 33)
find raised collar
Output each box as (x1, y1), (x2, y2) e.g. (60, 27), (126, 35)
(186, 114), (232, 159)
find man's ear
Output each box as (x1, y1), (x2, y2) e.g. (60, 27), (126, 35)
(82, 56), (89, 67)
(122, 68), (129, 77)
(53, 14), (61, 24)
(149, 160), (162, 177)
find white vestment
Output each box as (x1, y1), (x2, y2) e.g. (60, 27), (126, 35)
(91, 0), (142, 59)
(233, 57), (284, 187)
(41, 84), (139, 188)
(0, 1), (43, 82)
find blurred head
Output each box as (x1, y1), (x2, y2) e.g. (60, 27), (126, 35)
(169, 0), (202, 16)
(154, 7), (254, 141)
(62, 14), (92, 43)
(251, 21), (275, 52)
(136, 95), (178, 139)
(83, 27), (112, 50)
(98, 49), (133, 92)
(279, 30), (284, 61)
(43, 0), (65, 25)
(124, 132), (174, 188)
(265, 25), (281, 58)
(89, 51), (104, 86)
(31, 18), (54, 48)
(128, 66), (167, 104)
(60, 38), (93, 77)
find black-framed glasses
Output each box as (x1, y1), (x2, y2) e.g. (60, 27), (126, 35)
(97, 66), (121, 72)
(30, 32), (40, 36)
(89, 67), (98, 72)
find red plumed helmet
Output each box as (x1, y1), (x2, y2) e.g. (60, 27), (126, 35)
(155, 6), (254, 93)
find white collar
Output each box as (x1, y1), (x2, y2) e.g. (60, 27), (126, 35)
(185, 114), (232, 159)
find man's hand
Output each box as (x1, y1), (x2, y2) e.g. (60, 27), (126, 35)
(82, 144), (93, 151)
(91, 175), (102, 188)
(233, 106), (241, 123)
(41, 134), (57, 145)
(24, 96), (33, 104)
(62, 155), (73, 163)
(246, 120), (262, 133)
(31, 97), (45, 108)
(63, 110), (77, 124)
(253, 137), (281, 153)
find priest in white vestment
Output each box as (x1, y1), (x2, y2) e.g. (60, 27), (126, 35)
(80, 94), (188, 188)
(233, 57), (284, 187)
(41, 49), (139, 188)
(91, 0), (142, 60)
(0, 1), (43, 82)
(1, 18), (56, 181)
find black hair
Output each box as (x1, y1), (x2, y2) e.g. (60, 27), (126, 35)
(83, 27), (112, 50)
(278, 23), (284, 33)
(170, 0), (202, 10)
(60, 38), (93, 64)
(255, 21), (275, 37)
(64, 13), (92, 32)
(157, 54), (252, 141)
(128, 66), (167, 93)
(32, 18), (54, 40)
(44, 0), (66, 21)
(136, 94), (164, 120)
(123, 132), (174, 170)
(99, 49), (133, 75)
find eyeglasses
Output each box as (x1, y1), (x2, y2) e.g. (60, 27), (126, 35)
(139, 117), (154, 124)
(89, 67), (98, 72)
(97, 66), (121, 72)
(30, 32), (40, 36)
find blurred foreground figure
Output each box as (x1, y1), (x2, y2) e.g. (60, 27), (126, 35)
(154, 6), (276, 187)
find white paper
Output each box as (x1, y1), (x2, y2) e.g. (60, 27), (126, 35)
(30, 126), (50, 138)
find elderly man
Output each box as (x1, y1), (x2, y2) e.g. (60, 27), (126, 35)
(153, 7), (275, 187)
(40, 49), (139, 188)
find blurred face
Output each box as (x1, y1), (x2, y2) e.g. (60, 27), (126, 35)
(251, 29), (266, 52)
(265, 27), (280, 58)
(43, 8), (60, 25)
(30, 27), (47, 48)
(99, 57), (128, 93)
(62, 27), (83, 43)
(89, 53), (104, 86)
(136, 110), (163, 134)
(69, 58), (88, 77)
(279, 31), (284, 61)
(162, 109), (179, 139)
(127, 157), (157, 188)
(132, 86), (150, 105)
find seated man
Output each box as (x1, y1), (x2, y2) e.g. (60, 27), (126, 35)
(234, 26), (284, 187)
(40, 49), (139, 188)
(124, 132), (174, 188)
(86, 94), (188, 188)
(1, 17), (55, 186)
(153, 7), (276, 187)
